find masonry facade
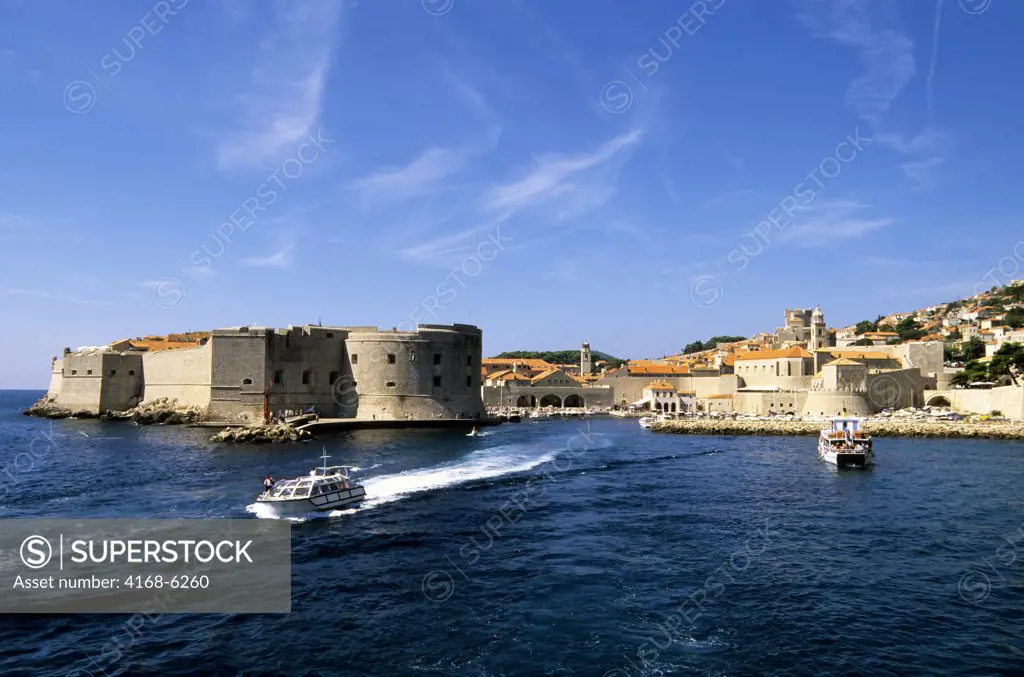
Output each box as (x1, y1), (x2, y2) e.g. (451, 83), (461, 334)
(46, 324), (486, 423)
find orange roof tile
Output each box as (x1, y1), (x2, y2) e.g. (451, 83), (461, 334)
(704, 394), (734, 399)
(627, 364), (691, 376)
(734, 346), (812, 361)
(645, 380), (676, 391)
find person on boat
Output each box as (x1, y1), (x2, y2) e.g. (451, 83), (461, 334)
(263, 474), (274, 492)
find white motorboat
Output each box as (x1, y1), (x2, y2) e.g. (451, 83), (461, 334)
(257, 449), (366, 515)
(639, 416), (656, 429)
(466, 427), (483, 437)
(818, 417), (875, 469)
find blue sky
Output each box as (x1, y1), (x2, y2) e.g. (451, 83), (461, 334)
(1, 0), (1022, 388)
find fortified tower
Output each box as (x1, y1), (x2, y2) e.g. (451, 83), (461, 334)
(581, 341), (592, 376)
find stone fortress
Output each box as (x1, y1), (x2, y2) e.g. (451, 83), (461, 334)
(45, 324), (487, 424)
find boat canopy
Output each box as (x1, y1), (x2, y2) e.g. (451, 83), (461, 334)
(829, 417), (862, 432)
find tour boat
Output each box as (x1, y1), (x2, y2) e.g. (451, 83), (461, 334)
(257, 449), (366, 515)
(818, 417), (875, 469)
(639, 416), (656, 429)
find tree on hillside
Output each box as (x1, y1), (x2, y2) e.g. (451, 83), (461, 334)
(877, 323), (896, 333)
(683, 341), (705, 354)
(705, 335), (746, 348)
(961, 337), (986, 361)
(853, 338), (874, 347)
(895, 317), (926, 341)
(989, 342), (1024, 381)
(854, 320), (877, 335)
(951, 360), (989, 387)
(1004, 307), (1024, 329)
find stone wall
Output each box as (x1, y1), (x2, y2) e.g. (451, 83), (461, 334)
(346, 324), (484, 421)
(142, 342), (213, 409)
(42, 323), (486, 425)
(924, 385), (1024, 418)
(51, 351), (143, 413)
(482, 384), (614, 408)
(734, 390), (808, 415)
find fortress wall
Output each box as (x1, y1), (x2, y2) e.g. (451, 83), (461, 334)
(925, 386), (1024, 418)
(482, 384), (614, 408)
(98, 353), (144, 411)
(737, 374), (813, 390)
(734, 391), (808, 415)
(865, 369), (931, 410)
(262, 326), (349, 419)
(142, 342), (212, 409)
(346, 325), (484, 420)
(901, 341), (944, 379)
(47, 358), (63, 398)
(54, 352), (108, 413)
(50, 350), (169, 413)
(208, 330), (268, 423)
(801, 392), (872, 418)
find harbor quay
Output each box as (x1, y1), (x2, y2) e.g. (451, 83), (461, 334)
(653, 417), (1024, 440)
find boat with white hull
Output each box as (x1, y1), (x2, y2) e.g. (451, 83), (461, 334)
(257, 449), (366, 516)
(818, 417), (875, 469)
(639, 416), (655, 429)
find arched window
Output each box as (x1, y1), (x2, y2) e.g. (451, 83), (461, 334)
(242, 378), (253, 385)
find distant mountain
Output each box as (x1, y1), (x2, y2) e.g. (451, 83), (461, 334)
(491, 350), (627, 369)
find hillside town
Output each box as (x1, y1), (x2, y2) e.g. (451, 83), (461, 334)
(482, 281), (1024, 420)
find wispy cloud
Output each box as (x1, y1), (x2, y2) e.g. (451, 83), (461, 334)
(799, 0), (915, 126)
(780, 199), (893, 246)
(479, 128), (643, 214)
(242, 243), (295, 268)
(876, 126), (949, 189)
(348, 147), (468, 202)
(216, 1), (342, 170)
(4, 288), (113, 306)
(348, 72), (501, 204)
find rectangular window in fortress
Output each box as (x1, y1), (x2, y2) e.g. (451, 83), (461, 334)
(351, 354), (358, 364)
(466, 356), (472, 366)
(386, 381), (395, 387)
(273, 370), (283, 385)
(302, 370), (312, 385)
(329, 372), (339, 385)
(242, 378), (253, 385)
(71, 370), (77, 375)
(129, 370), (135, 376)
(388, 354), (396, 364)
(87, 370), (92, 375)
(433, 353), (441, 365)
(466, 376), (471, 387)
(433, 376), (441, 387)
(110, 370), (116, 376)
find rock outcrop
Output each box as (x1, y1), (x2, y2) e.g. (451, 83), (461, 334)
(23, 396), (205, 425)
(210, 425), (314, 444)
(653, 418), (1024, 440)
(21, 396), (95, 420)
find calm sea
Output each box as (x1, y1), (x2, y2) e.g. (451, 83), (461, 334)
(0, 390), (1022, 676)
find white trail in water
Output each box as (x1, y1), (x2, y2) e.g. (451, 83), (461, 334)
(245, 440), (558, 521)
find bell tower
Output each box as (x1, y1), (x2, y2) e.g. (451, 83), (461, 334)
(810, 306), (825, 351)
(581, 341), (592, 376)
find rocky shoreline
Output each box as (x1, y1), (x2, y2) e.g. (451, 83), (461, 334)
(22, 396), (206, 425)
(652, 418), (1024, 440)
(210, 425), (314, 444)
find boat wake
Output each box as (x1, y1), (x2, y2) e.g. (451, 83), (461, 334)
(245, 441), (560, 520)
(351, 441), (557, 511)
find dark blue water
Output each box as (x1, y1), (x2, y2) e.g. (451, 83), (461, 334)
(1, 390), (1022, 676)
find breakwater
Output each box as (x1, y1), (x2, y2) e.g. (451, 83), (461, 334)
(653, 418), (1024, 440)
